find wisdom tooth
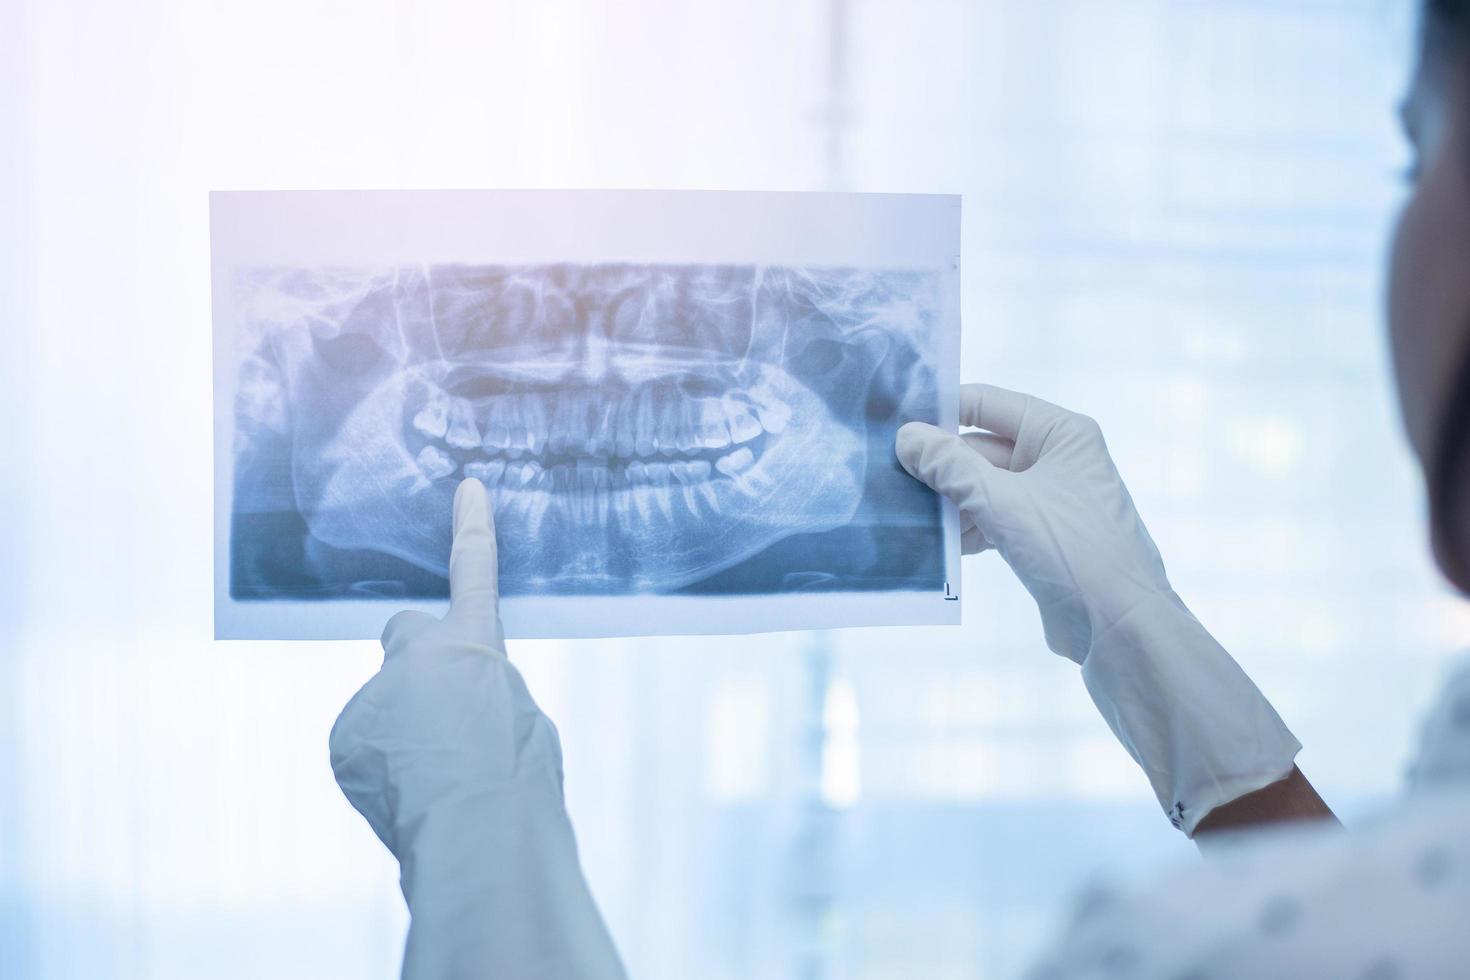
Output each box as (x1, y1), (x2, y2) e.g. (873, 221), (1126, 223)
(724, 396), (762, 444)
(750, 385), (791, 435)
(446, 398), (481, 449)
(412, 389), (450, 440)
(671, 460), (712, 485)
(715, 446), (755, 476)
(415, 444), (456, 480)
(464, 459), (506, 486)
(755, 402), (790, 435)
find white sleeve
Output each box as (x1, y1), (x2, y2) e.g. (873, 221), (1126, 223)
(1024, 789), (1470, 980)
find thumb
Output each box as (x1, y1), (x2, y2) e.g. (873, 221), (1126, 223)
(895, 421), (1007, 517)
(445, 477), (507, 653)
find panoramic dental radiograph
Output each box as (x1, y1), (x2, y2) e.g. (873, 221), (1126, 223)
(227, 262), (945, 602)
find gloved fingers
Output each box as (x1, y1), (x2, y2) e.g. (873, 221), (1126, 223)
(381, 609), (438, 659)
(960, 431), (1016, 470)
(895, 421), (1006, 508)
(959, 383), (1069, 441)
(446, 477), (507, 652)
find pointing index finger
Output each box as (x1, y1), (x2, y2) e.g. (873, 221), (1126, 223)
(447, 478), (504, 646)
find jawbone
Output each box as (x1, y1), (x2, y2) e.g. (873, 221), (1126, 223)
(293, 364), (864, 594)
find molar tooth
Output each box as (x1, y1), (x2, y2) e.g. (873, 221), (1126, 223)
(724, 396), (762, 444)
(697, 398), (731, 449)
(651, 485), (675, 520)
(673, 464), (714, 487)
(481, 397), (512, 452)
(670, 461), (707, 512)
(758, 390), (793, 437)
(415, 445), (457, 481)
(715, 446), (756, 476)
(446, 398), (481, 449)
(643, 461), (671, 485)
(751, 385), (791, 435)
(631, 486), (655, 522)
(412, 389), (450, 440)
(674, 400), (700, 454)
(756, 404), (790, 435)
(464, 459), (506, 487)
(695, 477), (719, 510)
(625, 460), (648, 484)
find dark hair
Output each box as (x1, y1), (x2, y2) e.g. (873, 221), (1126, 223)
(1426, 0), (1470, 591)
(1428, 0), (1470, 55)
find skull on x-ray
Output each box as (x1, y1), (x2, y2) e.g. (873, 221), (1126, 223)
(229, 263), (942, 598)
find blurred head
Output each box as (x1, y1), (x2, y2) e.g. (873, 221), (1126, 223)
(1390, 0), (1470, 591)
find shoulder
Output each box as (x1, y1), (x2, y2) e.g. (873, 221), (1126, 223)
(1026, 789), (1470, 980)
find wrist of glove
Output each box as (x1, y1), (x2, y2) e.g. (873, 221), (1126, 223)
(897, 384), (1300, 836)
(1080, 590), (1300, 836)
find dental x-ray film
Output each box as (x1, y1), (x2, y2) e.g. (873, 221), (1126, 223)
(212, 190), (961, 639)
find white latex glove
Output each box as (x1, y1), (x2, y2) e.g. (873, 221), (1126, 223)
(329, 478), (626, 980)
(896, 384), (1300, 835)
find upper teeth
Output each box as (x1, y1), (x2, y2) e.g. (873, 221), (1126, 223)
(445, 398), (481, 449)
(412, 384), (783, 463)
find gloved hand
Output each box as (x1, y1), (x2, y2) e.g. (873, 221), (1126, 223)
(329, 478), (626, 980)
(897, 384), (1301, 835)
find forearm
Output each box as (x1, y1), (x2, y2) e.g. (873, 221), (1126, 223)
(398, 779), (626, 980)
(1193, 765), (1338, 846)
